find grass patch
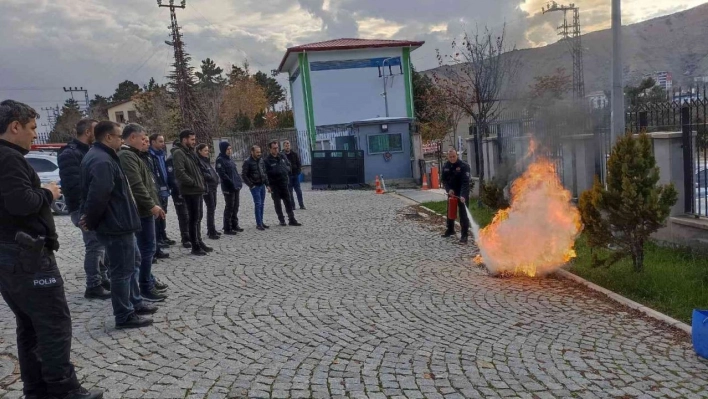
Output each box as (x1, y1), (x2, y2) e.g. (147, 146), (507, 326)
(421, 199), (708, 324)
(421, 199), (496, 228)
(570, 236), (708, 324)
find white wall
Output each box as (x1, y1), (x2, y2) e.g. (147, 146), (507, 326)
(290, 75), (307, 132)
(306, 48), (409, 126)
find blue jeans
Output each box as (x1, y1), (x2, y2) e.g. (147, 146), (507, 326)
(96, 234), (143, 324)
(70, 211), (108, 288)
(136, 216), (156, 292)
(250, 185), (266, 226)
(288, 175), (304, 208)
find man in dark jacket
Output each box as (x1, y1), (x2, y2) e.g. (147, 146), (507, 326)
(57, 118), (110, 300)
(282, 140), (306, 210)
(0, 100), (103, 399)
(80, 121), (156, 329)
(264, 140), (301, 227)
(166, 140), (191, 248)
(118, 124), (167, 302)
(242, 145), (269, 230)
(215, 141), (244, 235)
(441, 148), (472, 244)
(172, 129), (210, 255)
(148, 133), (176, 247)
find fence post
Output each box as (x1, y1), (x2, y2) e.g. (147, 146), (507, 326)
(681, 105), (694, 214)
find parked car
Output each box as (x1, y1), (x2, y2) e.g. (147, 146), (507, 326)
(25, 152), (68, 215)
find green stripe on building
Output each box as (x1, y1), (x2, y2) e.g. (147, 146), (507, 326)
(402, 47), (414, 119)
(298, 53), (316, 148)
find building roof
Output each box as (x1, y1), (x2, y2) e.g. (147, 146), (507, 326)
(278, 38), (425, 72)
(106, 99), (135, 111)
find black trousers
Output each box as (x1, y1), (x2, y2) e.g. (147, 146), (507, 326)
(171, 194), (190, 243)
(223, 190), (241, 231)
(184, 194), (204, 248)
(155, 195), (169, 242)
(203, 189), (218, 235)
(271, 182), (295, 223)
(446, 197), (470, 237)
(0, 245), (81, 397)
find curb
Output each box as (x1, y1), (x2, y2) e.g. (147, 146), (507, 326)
(397, 192), (694, 336)
(554, 269), (692, 335)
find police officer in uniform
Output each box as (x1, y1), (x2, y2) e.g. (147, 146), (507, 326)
(441, 148), (472, 244)
(0, 100), (103, 399)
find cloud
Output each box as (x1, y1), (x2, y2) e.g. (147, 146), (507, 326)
(0, 0), (704, 135)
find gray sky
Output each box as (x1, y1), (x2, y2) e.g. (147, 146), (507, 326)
(1, 0), (705, 134)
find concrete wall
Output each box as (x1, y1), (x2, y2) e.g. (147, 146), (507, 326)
(354, 121), (412, 183)
(107, 101), (137, 124)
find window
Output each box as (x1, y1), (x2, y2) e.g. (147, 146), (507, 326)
(127, 111), (137, 122)
(115, 111), (125, 123)
(26, 158), (58, 173)
(367, 133), (403, 154)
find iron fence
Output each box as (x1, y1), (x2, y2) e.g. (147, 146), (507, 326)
(226, 128), (309, 163)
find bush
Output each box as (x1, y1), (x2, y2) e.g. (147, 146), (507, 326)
(578, 132), (678, 272)
(481, 179), (509, 210)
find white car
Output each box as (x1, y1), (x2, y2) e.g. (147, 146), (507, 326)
(25, 152), (69, 215)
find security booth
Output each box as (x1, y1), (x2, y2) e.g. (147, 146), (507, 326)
(349, 117), (414, 185)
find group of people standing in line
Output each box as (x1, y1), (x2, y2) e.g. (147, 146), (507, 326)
(0, 99), (308, 399)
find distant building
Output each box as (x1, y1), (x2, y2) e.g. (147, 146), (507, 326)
(650, 71), (673, 91)
(585, 91), (608, 109)
(107, 100), (138, 125)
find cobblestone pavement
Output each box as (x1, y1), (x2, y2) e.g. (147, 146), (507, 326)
(1, 189), (707, 399)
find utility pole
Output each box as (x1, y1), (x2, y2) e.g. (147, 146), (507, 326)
(41, 105), (60, 131)
(157, 0), (211, 143)
(610, 0), (624, 144)
(63, 87), (90, 116)
(542, 1), (585, 99)
(379, 58), (402, 118)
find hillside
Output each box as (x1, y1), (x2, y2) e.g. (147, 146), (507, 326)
(424, 2), (708, 94)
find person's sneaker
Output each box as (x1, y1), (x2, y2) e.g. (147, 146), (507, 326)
(158, 241), (170, 249)
(279, 221), (287, 226)
(153, 279), (168, 291)
(84, 286), (111, 300)
(216, 231), (222, 236)
(191, 248), (208, 256)
(141, 288), (167, 302)
(199, 242), (214, 253)
(441, 230), (455, 238)
(164, 238), (177, 245)
(459, 236), (469, 244)
(60, 387), (104, 399)
(182, 240), (192, 249)
(135, 302), (159, 315)
(116, 314), (153, 330)
(208, 234), (220, 240)
(300, 206), (306, 210)
(288, 220), (302, 227)
(152, 257), (157, 264)
(155, 252), (170, 259)
(235, 226), (244, 232)
(262, 224), (270, 229)
(257, 225), (265, 231)
(223, 230), (238, 235)
(100, 279), (111, 291)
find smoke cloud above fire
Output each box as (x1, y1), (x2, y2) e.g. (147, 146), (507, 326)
(474, 156), (582, 277)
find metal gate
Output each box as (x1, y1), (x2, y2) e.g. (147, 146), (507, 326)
(311, 150), (365, 190)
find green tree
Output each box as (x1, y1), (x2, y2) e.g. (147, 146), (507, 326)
(234, 112), (252, 132)
(50, 99), (82, 143)
(133, 86), (182, 140)
(254, 71), (285, 111)
(143, 77), (166, 92)
(112, 80), (142, 103)
(88, 94), (110, 120)
(196, 58), (225, 88)
(578, 133), (678, 272)
(253, 110), (266, 128)
(625, 77), (668, 107)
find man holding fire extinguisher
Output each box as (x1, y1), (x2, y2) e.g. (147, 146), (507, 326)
(441, 148), (471, 244)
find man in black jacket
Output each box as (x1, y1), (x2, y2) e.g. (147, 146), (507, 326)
(0, 100), (103, 399)
(242, 145), (270, 230)
(264, 140), (301, 227)
(215, 141), (244, 235)
(80, 121), (156, 329)
(282, 140), (306, 210)
(441, 148), (472, 244)
(58, 118), (111, 300)
(165, 140), (191, 248)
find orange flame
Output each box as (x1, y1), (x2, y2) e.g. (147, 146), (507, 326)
(474, 155), (581, 277)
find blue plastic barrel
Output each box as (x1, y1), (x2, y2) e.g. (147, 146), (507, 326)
(299, 173), (304, 183)
(693, 309), (708, 359)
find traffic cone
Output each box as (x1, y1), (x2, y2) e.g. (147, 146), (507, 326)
(375, 175), (384, 194)
(422, 173), (429, 190)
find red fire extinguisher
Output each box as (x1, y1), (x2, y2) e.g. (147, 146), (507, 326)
(447, 194), (458, 220)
